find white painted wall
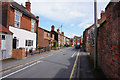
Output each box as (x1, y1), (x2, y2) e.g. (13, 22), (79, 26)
(9, 26), (36, 51)
(0, 33), (13, 60)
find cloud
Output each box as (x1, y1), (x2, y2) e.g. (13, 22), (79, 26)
(78, 19), (93, 29)
(65, 32), (80, 38)
(70, 24), (74, 27)
(31, 2), (86, 22)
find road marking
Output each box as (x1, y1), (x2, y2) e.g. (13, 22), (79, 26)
(71, 52), (76, 58)
(69, 51), (79, 80)
(0, 61), (43, 79)
(0, 54), (53, 75)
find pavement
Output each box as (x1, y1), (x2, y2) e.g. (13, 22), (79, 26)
(0, 47), (105, 80)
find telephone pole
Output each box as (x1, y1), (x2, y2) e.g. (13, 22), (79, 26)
(94, 0), (97, 69)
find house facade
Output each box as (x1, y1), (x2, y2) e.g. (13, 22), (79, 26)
(73, 36), (82, 46)
(2, 1), (39, 51)
(37, 27), (55, 50)
(0, 24), (13, 60)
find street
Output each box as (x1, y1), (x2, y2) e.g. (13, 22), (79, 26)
(1, 47), (80, 79)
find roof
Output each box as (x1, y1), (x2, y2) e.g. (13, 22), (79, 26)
(0, 24), (13, 34)
(10, 2), (38, 21)
(86, 24), (94, 30)
(38, 27), (50, 33)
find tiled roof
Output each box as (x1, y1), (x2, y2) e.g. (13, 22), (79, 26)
(0, 24), (13, 34)
(10, 2), (38, 21)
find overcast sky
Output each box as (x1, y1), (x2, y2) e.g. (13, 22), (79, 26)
(14, 0), (110, 38)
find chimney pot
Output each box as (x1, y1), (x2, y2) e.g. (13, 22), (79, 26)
(51, 25), (55, 31)
(62, 32), (64, 35)
(57, 29), (59, 32)
(25, 0), (31, 12)
(36, 16), (39, 21)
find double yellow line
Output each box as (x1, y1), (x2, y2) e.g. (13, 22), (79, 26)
(0, 54), (53, 74)
(69, 51), (80, 80)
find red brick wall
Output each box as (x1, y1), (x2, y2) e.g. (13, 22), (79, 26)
(37, 28), (44, 48)
(37, 28), (50, 48)
(21, 14), (31, 31)
(12, 48), (25, 59)
(97, 2), (120, 79)
(9, 7), (15, 27)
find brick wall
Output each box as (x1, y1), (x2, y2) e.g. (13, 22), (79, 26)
(97, 2), (120, 79)
(20, 14), (31, 31)
(12, 48), (25, 59)
(37, 27), (44, 48)
(9, 7), (15, 27)
(37, 28), (50, 48)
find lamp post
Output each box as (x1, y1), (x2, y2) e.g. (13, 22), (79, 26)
(94, 0), (97, 69)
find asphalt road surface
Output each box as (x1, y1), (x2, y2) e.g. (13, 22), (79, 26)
(1, 47), (79, 79)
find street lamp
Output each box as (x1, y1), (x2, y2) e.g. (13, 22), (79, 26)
(94, 0), (97, 69)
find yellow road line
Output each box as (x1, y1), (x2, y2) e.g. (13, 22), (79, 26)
(0, 54), (53, 74)
(69, 51), (79, 80)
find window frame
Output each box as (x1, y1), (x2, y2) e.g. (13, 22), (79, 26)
(14, 10), (22, 28)
(31, 19), (35, 32)
(25, 40), (33, 46)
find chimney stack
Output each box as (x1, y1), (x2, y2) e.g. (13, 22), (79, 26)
(57, 29), (59, 33)
(62, 32), (64, 35)
(25, 0), (31, 12)
(101, 10), (105, 19)
(51, 25), (55, 31)
(36, 16), (39, 21)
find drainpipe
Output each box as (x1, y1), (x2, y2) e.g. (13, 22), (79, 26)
(36, 20), (39, 51)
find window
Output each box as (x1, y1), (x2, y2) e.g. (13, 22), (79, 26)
(25, 40), (33, 46)
(15, 10), (22, 28)
(47, 33), (49, 37)
(2, 35), (5, 40)
(31, 19), (35, 32)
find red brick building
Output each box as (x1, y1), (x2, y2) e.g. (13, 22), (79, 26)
(37, 27), (55, 51)
(2, 1), (39, 51)
(97, 2), (120, 79)
(83, 24), (94, 52)
(73, 36), (82, 46)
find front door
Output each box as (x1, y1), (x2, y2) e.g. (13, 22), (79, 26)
(13, 37), (17, 49)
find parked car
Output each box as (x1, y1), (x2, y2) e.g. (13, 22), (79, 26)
(75, 45), (80, 49)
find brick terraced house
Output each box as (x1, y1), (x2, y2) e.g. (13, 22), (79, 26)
(73, 36), (82, 46)
(83, 24), (94, 52)
(37, 27), (55, 51)
(2, 1), (39, 51)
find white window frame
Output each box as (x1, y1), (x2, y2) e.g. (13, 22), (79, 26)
(14, 10), (22, 28)
(31, 19), (35, 32)
(25, 40), (33, 47)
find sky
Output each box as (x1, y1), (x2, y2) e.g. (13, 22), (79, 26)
(14, 0), (110, 38)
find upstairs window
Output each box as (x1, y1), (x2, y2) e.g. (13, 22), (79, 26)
(15, 10), (22, 28)
(47, 33), (49, 37)
(31, 19), (35, 32)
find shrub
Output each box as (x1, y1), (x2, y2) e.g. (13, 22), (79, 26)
(29, 49), (32, 53)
